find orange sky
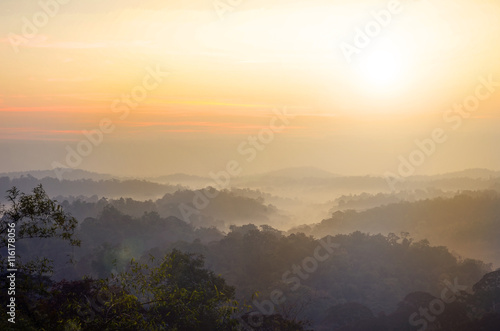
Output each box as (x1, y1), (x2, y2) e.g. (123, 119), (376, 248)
(1, 0), (500, 176)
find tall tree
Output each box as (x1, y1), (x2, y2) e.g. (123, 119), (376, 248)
(0, 184), (80, 274)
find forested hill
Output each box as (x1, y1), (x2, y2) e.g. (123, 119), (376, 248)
(291, 190), (500, 267)
(0, 175), (183, 200)
(2, 185), (500, 330)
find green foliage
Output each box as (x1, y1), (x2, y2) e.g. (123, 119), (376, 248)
(117, 249), (239, 330)
(164, 228), (491, 326)
(1, 186), (498, 330)
(11, 250), (240, 330)
(0, 185), (79, 275)
(1, 185), (80, 247)
(240, 312), (310, 330)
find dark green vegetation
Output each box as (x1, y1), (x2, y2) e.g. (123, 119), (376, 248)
(1, 185), (499, 330)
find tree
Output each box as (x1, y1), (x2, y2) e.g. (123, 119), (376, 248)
(32, 278), (146, 331)
(321, 302), (374, 329)
(0, 185), (80, 274)
(239, 312), (309, 331)
(117, 249), (239, 330)
(0, 185), (81, 330)
(1, 249), (240, 330)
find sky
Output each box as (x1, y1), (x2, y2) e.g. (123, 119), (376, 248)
(0, 0), (499, 177)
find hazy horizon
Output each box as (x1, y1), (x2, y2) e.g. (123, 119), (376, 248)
(2, 0), (500, 179)
(2, 163), (500, 179)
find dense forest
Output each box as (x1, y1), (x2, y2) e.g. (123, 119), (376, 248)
(1, 177), (500, 330)
(3, 0), (500, 328)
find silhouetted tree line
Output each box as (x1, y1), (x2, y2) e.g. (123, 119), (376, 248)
(1, 186), (499, 330)
(292, 190), (500, 267)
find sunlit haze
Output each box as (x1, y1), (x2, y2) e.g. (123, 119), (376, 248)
(1, 0), (499, 177)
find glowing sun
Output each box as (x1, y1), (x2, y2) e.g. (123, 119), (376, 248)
(355, 41), (406, 92)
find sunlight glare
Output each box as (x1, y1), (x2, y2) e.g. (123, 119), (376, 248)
(355, 41), (406, 93)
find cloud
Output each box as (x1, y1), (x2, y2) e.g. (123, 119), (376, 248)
(0, 34), (155, 50)
(0, 127), (83, 141)
(119, 120), (303, 135)
(46, 77), (93, 83)
(0, 106), (99, 113)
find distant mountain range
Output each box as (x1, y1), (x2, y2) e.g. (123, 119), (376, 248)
(0, 169), (118, 181)
(251, 166), (340, 179)
(148, 173), (210, 185)
(1, 167), (499, 183)
(425, 168), (500, 179)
